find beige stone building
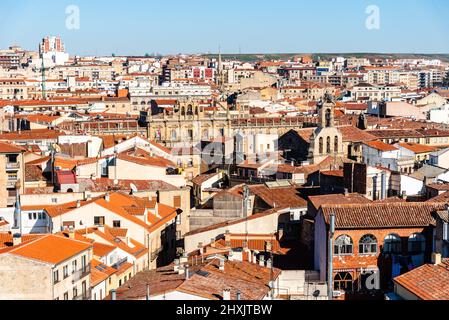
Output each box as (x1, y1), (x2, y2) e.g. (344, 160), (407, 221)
(0, 142), (25, 207)
(0, 234), (93, 300)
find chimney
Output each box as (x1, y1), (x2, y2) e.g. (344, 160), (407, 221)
(344, 188), (349, 196)
(174, 259), (180, 272)
(12, 233), (22, 246)
(76, 200), (81, 208)
(210, 238), (216, 248)
(68, 227), (75, 239)
(110, 289), (117, 300)
(198, 242), (204, 255)
(185, 265), (190, 280)
(180, 252), (188, 264)
(266, 258), (272, 268)
(259, 255), (265, 267)
(223, 289), (231, 301)
(432, 252), (442, 265)
(236, 291), (242, 301)
(105, 193), (110, 202)
(146, 284), (150, 301)
(219, 259), (225, 271)
(178, 265), (185, 275)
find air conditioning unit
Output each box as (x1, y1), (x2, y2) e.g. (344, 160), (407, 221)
(333, 291), (342, 298)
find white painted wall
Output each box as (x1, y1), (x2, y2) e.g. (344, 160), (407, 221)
(400, 175), (424, 196)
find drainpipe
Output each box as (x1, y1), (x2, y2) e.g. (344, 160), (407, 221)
(327, 212), (335, 300)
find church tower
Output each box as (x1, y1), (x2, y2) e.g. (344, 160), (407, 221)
(318, 94), (335, 128)
(307, 95), (344, 164)
(216, 46), (225, 91)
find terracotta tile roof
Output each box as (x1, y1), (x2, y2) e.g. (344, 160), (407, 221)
(117, 153), (176, 168)
(426, 183), (449, 191)
(309, 193), (371, 211)
(398, 142), (438, 154)
(5, 234), (92, 265)
(394, 259), (449, 300)
(320, 169), (344, 177)
(93, 242), (116, 257)
(91, 258), (117, 287)
(338, 126), (377, 143)
(79, 178), (177, 192)
(191, 172), (221, 185)
(115, 261), (134, 275)
(26, 156), (51, 166)
(56, 170), (77, 185)
(248, 184), (307, 209)
(25, 164), (46, 182)
(435, 211), (449, 223)
(364, 140), (398, 152)
(0, 233), (43, 249)
(0, 129), (63, 141)
(82, 225), (148, 259)
(295, 126), (376, 144)
(427, 191), (449, 203)
(0, 142), (26, 153)
(108, 228), (128, 238)
(185, 208), (281, 237)
(113, 259), (281, 300)
(321, 202), (445, 229)
(367, 129), (423, 140)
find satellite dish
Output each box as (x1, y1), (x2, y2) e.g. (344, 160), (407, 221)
(130, 183), (138, 193)
(113, 179), (119, 186)
(313, 290), (320, 298)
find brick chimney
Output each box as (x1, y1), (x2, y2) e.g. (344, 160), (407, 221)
(12, 234), (22, 246)
(223, 289), (231, 300)
(432, 252), (442, 265)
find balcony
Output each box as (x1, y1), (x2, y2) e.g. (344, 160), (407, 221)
(72, 265), (91, 282)
(6, 197), (15, 206)
(6, 162), (20, 170)
(73, 290), (92, 301)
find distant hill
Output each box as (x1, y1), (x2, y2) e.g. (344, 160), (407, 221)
(205, 53), (449, 62)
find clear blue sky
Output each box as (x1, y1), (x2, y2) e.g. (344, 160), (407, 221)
(0, 0), (448, 56)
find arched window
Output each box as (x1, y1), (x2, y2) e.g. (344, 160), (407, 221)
(384, 234), (402, 254)
(187, 104), (193, 116)
(181, 107), (186, 116)
(203, 129), (209, 140)
(359, 234), (378, 255)
(334, 235), (353, 255)
(334, 272), (353, 291)
(408, 233), (425, 254)
(325, 108), (332, 127)
(194, 106), (199, 115)
(319, 137), (323, 154)
(326, 136), (331, 154)
(171, 129), (177, 141)
(334, 136), (339, 153)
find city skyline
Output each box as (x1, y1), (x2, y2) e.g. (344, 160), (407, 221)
(1, 0), (449, 56)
